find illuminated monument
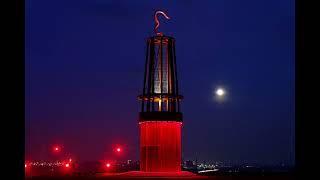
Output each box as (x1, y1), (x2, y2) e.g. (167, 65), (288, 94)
(138, 11), (183, 172)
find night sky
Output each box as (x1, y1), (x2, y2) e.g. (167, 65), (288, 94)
(25, 0), (295, 165)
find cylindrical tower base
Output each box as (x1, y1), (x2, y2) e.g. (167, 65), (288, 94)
(140, 121), (182, 172)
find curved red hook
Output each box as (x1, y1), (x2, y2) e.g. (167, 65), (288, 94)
(154, 10), (170, 34)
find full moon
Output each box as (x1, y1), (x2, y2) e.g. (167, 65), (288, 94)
(216, 88), (225, 96)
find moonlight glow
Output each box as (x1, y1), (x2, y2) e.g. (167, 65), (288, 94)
(216, 88), (225, 96)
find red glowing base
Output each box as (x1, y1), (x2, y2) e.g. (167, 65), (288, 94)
(98, 171), (205, 178)
(140, 121), (182, 172)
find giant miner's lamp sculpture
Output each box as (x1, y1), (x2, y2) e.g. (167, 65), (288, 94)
(138, 10), (183, 172)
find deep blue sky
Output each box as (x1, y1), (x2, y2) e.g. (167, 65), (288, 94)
(25, 0), (295, 165)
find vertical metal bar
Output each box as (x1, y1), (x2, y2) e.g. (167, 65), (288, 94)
(166, 39), (170, 112)
(173, 40), (179, 95)
(169, 38), (176, 112)
(173, 39), (180, 112)
(160, 36), (163, 111)
(142, 40), (150, 112)
(151, 38), (155, 112)
(168, 38), (174, 112)
(147, 38), (155, 112)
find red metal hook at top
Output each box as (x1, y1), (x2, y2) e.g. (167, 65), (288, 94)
(154, 10), (170, 35)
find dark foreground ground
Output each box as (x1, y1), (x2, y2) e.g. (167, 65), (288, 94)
(25, 176), (295, 180)
(25, 173), (295, 180)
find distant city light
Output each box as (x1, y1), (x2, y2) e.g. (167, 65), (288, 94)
(29, 161), (64, 167)
(106, 163), (111, 168)
(69, 158), (72, 162)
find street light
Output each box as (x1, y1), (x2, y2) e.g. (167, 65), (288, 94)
(106, 163), (111, 168)
(53, 145), (61, 153)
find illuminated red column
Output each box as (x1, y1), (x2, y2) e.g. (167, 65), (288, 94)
(140, 121), (181, 172)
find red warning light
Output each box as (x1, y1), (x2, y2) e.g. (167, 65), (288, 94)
(106, 163), (110, 168)
(69, 158), (72, 162)
(53, 146), (61, 152)
(116, 148), (121, 152)
(25, 164), (27, 168)
(65, 163), (70, 168)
